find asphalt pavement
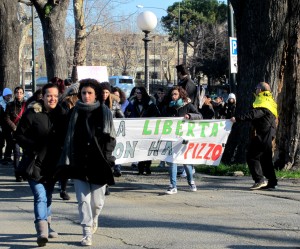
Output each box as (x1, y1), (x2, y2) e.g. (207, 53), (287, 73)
(0, 162), (299, 249)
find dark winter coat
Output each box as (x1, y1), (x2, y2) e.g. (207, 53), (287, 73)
(57, 102), (116, 186)
(220, 102), (236, 119)
(199, 104), (215, 119)
(163, 101), (202, 120)
(15, 100), (68, 182)
(178, 76), (197, 104)
(235, 107), (276, 146)
(4, 99), (26, 132)
(125, 96), (160, 118)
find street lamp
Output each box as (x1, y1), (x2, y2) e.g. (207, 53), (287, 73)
(137, 4), (181, 65)
(137, 11), (158, 94)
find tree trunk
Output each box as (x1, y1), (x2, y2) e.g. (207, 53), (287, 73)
(71, 0), (86, 82)
(32, 0), (70, 80)
(223, 0), (300, 170)
(0, 0), (21, 91)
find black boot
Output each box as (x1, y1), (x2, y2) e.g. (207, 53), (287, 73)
(137, 162), (144, 175)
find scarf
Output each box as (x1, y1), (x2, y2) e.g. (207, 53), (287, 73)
(169, 98), (184, 108)
(253, 91), (278, 117)
(58, 100), (116, 167)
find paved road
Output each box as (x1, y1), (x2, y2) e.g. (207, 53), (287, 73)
(0, 162), (299, 249)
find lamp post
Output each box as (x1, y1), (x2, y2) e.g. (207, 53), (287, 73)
(137, 4), (181, 66)
(137, 11), (157, 94)
(152, 35), (156, 90)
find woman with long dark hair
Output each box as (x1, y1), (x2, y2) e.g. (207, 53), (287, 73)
(125, 86), (160, 175)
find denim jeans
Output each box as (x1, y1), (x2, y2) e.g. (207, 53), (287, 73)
(169, 163), (194, 188)
(28, 179), (56, 223)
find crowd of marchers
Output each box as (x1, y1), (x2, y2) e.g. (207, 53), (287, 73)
(0, 64), (278, 247)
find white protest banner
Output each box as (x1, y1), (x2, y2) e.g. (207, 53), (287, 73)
(113, 118), (233, 166)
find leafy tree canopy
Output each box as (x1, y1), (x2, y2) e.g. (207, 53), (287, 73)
(161, 0), (227, 42)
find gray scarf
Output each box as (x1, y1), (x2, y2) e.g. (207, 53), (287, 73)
(58, 100), (116, 167)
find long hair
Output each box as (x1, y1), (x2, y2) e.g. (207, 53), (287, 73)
(169, 86), (189, 103)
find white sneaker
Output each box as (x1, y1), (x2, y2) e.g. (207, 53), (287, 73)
(81, 235), (92, 246)
(189, 181), (197, 192)
(166, 187), (177, 195)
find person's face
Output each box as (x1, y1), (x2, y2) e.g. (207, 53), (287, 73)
(101, 89), (110, 101)
(135, 89), (142, 101)
(4, 94), (12, 102)
(15, 89), (24, 101)
(171, 89), (180, 101)
(81, 86), (96, 104)
(215, 97), (221, 103)
(157, 91), (165, 100)
(113, 91), (120, 98)
(43, 87), (59, 111)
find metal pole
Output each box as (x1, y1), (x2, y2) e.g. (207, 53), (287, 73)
(31, 5), (36, 93)
(227, 0), (236, 93)
(143, 31), (151, 94)
(177, 2), (180, 65)
(153, 36), (156, 88)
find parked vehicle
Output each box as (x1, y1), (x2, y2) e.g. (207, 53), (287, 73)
(108, 76), (135, 98)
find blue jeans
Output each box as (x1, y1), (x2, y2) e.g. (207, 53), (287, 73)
(28, 179), (56, 223)
(169, 163), (194, 188)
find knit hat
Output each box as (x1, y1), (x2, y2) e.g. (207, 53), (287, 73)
(66, 82), (80, 96)
(99, 82), (111, 92)
(3, 88), (12, 96)
(227, 93), (236, 101)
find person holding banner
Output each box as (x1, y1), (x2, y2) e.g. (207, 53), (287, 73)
(57, 79), (116, 246)
(162, 86), (202, 194)
(125, 86), (160, 175)
(231, 82), (278, 190)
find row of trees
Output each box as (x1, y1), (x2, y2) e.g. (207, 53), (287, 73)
(0, 0), (299, 169)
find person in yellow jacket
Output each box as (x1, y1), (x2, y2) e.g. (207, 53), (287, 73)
(231, 82), (278, 190)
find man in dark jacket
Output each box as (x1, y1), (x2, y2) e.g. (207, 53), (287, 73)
(15, 83), (67, 246)
(176, 64), (197, 105)
(231, 82), (278, 190)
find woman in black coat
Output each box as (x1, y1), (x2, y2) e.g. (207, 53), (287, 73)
(58, 78), (116, 246)
(15, 84), (67, 246)
(124, 86), (160, 175)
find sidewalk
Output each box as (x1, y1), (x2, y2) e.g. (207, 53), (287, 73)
(0, 163), (299, 249)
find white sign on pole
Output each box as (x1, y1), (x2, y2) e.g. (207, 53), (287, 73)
(77, 66), (109, 83)
(229, 37), (238, 73)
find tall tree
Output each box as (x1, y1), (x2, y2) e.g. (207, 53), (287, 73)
(0, 0), (22, 91)
(161, 0), (227, 78)
(71, 0), (86, 82)
(223, 0), (300, 170)
(30, 0), (70, 80)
